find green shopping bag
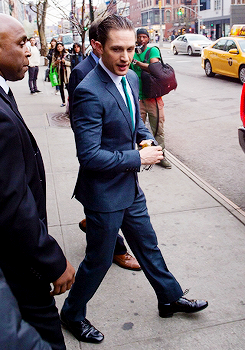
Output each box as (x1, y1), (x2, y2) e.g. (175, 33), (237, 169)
(49, 65), (60, 87)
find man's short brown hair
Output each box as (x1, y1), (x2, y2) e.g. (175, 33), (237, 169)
(97, 14), (135, 47)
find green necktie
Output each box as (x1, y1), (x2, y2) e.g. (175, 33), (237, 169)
(121, 76), (135, 131)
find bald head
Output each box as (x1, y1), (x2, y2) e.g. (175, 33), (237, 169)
(0, 14), (30, 81)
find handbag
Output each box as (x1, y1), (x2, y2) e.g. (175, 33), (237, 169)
(49, 65), (60, 87)
(141, 47), (177, 98)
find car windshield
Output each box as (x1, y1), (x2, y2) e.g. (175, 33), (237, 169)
(62, 35), (73, 45)
(238, 39), (245, 52)
(187, 35), (210, 41)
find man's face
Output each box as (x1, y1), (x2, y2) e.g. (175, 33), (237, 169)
(97, 29), (135, 76)
(0, 21), (30, 81)
(137, 34), (149, 48)
(30, 37), (36, 46)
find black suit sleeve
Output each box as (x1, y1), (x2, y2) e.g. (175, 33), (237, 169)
(0, 268), (52, 350)
(0, 107), (66, 282)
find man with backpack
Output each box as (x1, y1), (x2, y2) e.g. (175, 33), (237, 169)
(130, 28), (171, 168)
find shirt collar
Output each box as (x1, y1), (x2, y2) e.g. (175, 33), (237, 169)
(0, 75), (9, 94)
(91, 51), (100, 64)
(99, 58), (124, 87)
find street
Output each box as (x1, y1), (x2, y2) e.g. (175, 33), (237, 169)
(160, 48), (245, 211)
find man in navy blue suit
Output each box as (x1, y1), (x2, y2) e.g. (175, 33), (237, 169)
(61, 15), (208, 343)
(69, 19), (141, 272)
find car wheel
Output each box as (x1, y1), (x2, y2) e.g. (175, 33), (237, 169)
(187, 46), (193, 56)
(205, 60), (215, 77)
(173, 46), (178, 55)
(239, 65), (245, 84)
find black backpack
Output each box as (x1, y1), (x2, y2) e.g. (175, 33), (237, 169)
(141, 47), (177, 98)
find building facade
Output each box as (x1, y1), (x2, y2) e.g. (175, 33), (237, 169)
(126, 0), (245, 40)
(0, 0), (10, 15)
(140, 0), (199, 39)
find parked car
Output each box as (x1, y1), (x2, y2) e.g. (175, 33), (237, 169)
(201, 25), (245, 84)
(239, 83), (245, 153)
(171, 34), (211, 56)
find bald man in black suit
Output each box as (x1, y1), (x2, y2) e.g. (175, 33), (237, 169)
(0, 14), (75, 350)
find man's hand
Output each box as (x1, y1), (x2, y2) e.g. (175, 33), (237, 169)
(139, 144), (163, 165)
(50, 260), (75, 296)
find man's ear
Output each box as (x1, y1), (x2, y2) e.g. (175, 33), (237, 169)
(94, 40), (103, 55)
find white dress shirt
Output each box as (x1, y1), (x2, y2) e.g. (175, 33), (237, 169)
(0, 75), (9, 94)
(99, 58), (136, 126)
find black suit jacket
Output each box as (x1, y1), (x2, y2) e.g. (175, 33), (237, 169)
(68, 53), (96, 126)
(0, 86), (66, 291)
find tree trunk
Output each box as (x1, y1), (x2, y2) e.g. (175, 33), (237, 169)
(36, 0), (48, 57)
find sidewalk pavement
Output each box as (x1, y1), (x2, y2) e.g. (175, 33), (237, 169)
(9, 64), (245, 350)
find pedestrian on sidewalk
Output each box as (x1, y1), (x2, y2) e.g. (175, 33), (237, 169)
(68, 19), (141, 271)
(61, 14), (208, 344)
(47, 38), (59, 95)
(130, 28), (171, 168)
(52, 42), (71, 107)
(70, 42), (83, 70)
(28, 37), (41, 94)
(0, 14), (75, 350)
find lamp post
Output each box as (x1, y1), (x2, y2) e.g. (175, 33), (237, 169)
(159, 0), (163, 47)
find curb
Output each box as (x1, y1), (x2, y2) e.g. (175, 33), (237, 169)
(166, 150), (245, 225)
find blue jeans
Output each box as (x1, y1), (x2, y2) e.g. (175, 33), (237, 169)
(28, 66), (39, 92)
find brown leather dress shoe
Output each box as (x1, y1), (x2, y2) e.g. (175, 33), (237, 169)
(113, 253), (141, 271)
(79, 219), (86, 233)
(79, 220), (141, 271)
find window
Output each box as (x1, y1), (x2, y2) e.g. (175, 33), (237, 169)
(213, 39), (227, 51)
(214, 0), (221, 10)
(166, 10), (171, 22)
(142, 12), (148, 25)
(225, 40), (237, 52)
(200, 0), (210, 10)
(238, 39), (245, 52)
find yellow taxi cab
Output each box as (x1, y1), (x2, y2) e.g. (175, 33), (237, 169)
(201, 25), (245, 84)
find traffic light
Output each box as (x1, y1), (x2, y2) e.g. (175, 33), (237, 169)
(177, 7), (183, 16)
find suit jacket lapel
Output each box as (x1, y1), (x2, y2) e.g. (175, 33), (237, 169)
(0, 86), (24, 123)
(0, 86), (39, 153)
(96, 65), (134, 135)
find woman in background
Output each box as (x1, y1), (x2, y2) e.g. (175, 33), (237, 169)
(70, 42), (83, 70)
(47, 38), (59, 95)
(52, 42), (71, 107)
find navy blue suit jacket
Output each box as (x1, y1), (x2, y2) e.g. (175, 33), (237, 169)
(0, 87), (66, 290)
(69, 53), (96, 120)
(72, 64), (154, 212)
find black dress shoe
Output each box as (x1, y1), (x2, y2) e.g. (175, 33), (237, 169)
(60, 312), (104, 343)
(159, 297), (208, 318)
